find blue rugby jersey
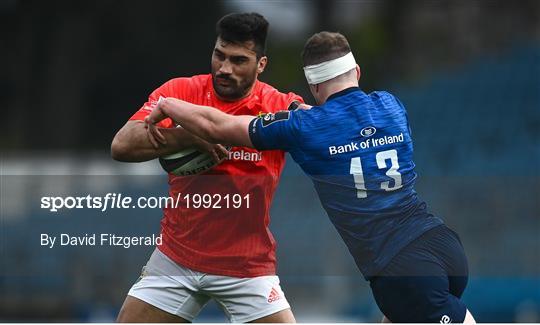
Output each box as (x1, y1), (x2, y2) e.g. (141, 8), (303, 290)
(248, 87), (443, 277)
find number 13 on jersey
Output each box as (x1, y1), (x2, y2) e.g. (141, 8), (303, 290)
(349, 149), (403, 198)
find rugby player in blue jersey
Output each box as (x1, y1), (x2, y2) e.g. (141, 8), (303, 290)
(145, 31), (476, 323)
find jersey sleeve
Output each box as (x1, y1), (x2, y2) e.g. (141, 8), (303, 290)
(248, 109), (302, 151)
(390, 94), (413, 136)
(129, 79), (187, 128)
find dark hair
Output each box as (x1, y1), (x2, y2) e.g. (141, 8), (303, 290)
(301, 31), (351, 66)
(216, 12), (269, 59)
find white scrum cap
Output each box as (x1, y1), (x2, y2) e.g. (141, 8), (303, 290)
(303, 52), (357, 85)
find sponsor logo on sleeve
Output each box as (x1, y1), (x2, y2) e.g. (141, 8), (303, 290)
(261, 110), (290, 127)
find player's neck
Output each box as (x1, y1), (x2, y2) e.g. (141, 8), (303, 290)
(319, 81), (358, 104)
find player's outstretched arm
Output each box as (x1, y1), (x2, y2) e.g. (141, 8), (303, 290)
(111, 120), (228, 163)
(146, 97), (255, 148)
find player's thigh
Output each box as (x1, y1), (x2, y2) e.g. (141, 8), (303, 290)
(120, 249), (210, 322)
(371, 274), (466, 323)
(421, 224), (469, 299)
(203, 274), (294, 323)
(117, 295), (189, 323)
(369, 226), (468, 323)
(438, 226), (469, 298)
(249, 308), (295, 323)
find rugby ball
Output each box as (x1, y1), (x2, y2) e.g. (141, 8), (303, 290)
(159, 148), (223, 176)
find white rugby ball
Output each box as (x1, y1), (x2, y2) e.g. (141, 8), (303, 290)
(159, 148), (221, 176)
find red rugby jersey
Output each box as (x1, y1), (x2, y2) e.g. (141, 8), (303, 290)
(130, 74), (303, 277)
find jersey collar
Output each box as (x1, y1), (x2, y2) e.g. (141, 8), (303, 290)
(327, 86), (360, 102)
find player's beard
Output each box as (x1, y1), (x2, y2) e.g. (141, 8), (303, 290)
(212, 71), (256, 101)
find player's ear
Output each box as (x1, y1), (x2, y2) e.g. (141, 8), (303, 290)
(257, 56), (268, 74)
(355, 64), (361, 81)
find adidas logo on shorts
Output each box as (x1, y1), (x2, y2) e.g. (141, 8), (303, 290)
(267, 287), (282, 303)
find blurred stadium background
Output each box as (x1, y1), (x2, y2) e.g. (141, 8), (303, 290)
(1, 0), (539, 322)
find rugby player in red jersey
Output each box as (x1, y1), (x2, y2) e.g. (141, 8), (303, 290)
(111, 13), (302, 323)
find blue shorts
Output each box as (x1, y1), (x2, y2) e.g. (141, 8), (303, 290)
(369, 225), (469, 323)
